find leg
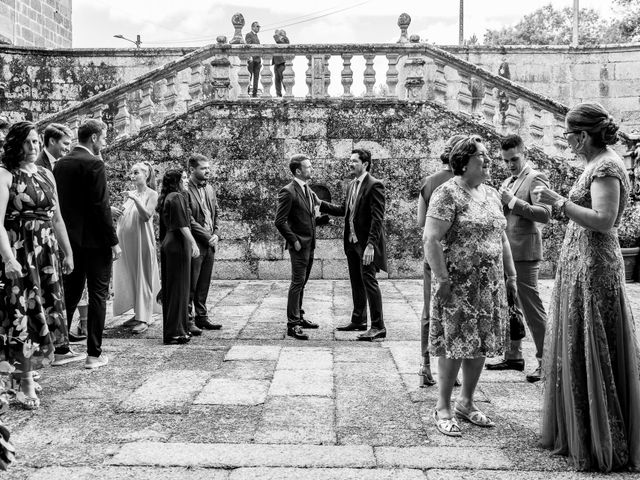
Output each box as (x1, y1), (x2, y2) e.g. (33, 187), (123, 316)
(84, 247), (112, 358)
(62, 245), (87, 330)
(362, 261), (384, 330)
(193, 246), (214, 321)
(457, 357), (486, 409)
(345, 243), (367, 325)
(420, 261), (436, 385)
(251, 62), (261, 96)
(298, 248), (314, 315)
(515, 261), (546, 361)
(287, 246), (311, 327)
(189, 249), (204, 319)
(275, 64), (284, 96)
(436, 356), (462, 419)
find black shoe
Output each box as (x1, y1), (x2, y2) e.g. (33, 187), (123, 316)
(357, 327), (386, 341)
(300, 318), (319, 329)
(188, 324), (203, 336)
(419, 360), (436, 387)
(163, 336), (190, 345)
(335, 322), (367, 332)
(287, 325), (309, 340)
(526, 366), (541, 383)
(195, 319), (222, 330)
(485, 359), (525, 371)
(68, 332), (87, 343)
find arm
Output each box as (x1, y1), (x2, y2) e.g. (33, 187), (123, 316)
(0, 170), (22, 279)
(424, 217), (454, 302)
(509, 174), (551, 224)
(417, 194), (428, 228)
(128, 189), (158, 223)
(365, 181), (385, 248)
(45, 169), (74, 274)
(211, 187), (219, 236)
(274, 187), (298, 246)
(179, 226), (200, 258)
(501, 231), (518, 304)
(319, 198), (346, 217)
(186, 191), (213, 245)
(88, 160), (118, 247)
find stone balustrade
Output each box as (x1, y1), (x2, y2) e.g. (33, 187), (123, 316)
(36, 14), (572, 156)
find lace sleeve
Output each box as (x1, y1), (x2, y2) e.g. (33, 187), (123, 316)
(592, 156), (626, 182)
(427, 183), (456, 223)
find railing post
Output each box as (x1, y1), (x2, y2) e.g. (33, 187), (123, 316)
(404, 36), (426, 101)
(114, 94), (131, 140)
(311, 55), (326, 98)
(90, 104), (105, 122)
(283, 54), (295, 98)
(230, 13), (245, 44)
(363, 53), (376, 97)
(305, 55), (313, 99)
(211, 52), (232, 100)
(260, 54), (273, 98)
(432, 60), (447, 105)
(68, 115), (80, 142)
(457, 71), (473, 114)
(139, 83), (155, 129)
(385, 53), (399, 98)
(153, 80), (168, 124)
(341, 53), (353, 98)
(480, 85), (497, 128)
(323, 55), (331, 97)
(552, 115), (568, 151)
(516, 98), (532, 143)
(188, 62), (203, 107)
(528, 105), (545, 145)
(237, 54), (250, 99)
(164, 73), (179, 117)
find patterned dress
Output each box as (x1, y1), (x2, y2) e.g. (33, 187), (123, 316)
(427, 178), (508, 359)
(541, 150), (640, 472)
(0, 167), (68, 370)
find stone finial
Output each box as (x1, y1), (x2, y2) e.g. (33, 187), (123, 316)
(217, 35), (228, 44)
(409, 34), (420, 43)
(397, 13), (411, 43)
(230, 13), (245, 44)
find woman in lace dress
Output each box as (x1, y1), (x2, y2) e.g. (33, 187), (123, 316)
(113, 162), (161, 334)
(534, 102), (640, 472)
(424, 135), (517, 437)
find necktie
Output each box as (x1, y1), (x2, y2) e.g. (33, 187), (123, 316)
(348, 180), (360, 243)
(303, 184), (312, 211)
(507, 176), (518, 190)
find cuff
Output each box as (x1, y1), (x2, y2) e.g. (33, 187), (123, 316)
(507, 197), (518, 210)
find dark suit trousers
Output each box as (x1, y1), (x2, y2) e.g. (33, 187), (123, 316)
(63, 245), (112, 358)
(274, 63), (285, 96)
(421, 260), (431, 358)
(248, 61), (261, 96)
(287, 244), (314, 326)
(346, 242), (384, 329)
(190, 244), (215, 321)
(513, 260), (547, 360)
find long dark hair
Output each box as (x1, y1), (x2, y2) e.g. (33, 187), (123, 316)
(1, 121), (37, 171)
(157, 169), (184, 213)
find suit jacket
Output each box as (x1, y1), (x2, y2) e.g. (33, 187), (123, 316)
(245, 31), (261, 63)
(502, 164), (551, 262)
(320, 173), (388, 272)
(35, 149), (53, 171)
(272, 35), (289, 66)
(275, 180), (317, 250)
(186, 179), (219, 248)
(53, 146), (118, 248)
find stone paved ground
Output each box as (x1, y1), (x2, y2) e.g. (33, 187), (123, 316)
(3, 279), (640, 480)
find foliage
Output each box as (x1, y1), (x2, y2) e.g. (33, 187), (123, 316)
(612, 0), (640, 42)
(618, 204), (640, 248)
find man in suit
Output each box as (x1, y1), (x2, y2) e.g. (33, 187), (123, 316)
(319, 149), (387, 341)
(54, 119), (121, 370)
(185, 153), (221, 334)
(272, 29), (289, 97)
(35, 123), (72, 171)
(245, 21), (261, 97)
(486, 134), (550, 382)
(275, 154), (320, 340)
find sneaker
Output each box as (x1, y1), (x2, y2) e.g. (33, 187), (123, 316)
(52, 348), (87, 366)
(85, 354), (109, 370)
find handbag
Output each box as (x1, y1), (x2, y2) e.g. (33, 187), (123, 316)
(508, 304), (526, 341)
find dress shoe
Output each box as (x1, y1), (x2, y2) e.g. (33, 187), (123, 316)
(357, 327), (386, 341)
(287, 325), (309, 340)
(335, 322), (367, 332)
(526, 366), (541, 383)
(163, 336), (190, 345)
(188, 324), (203, 336)
(68, 332), (87, 343)
(485, 359), (525, 371)
(300, 318), (319, 329)
(195, 319), (222, 330)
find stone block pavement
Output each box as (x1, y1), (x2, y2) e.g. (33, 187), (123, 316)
(3, 279), (640, 480)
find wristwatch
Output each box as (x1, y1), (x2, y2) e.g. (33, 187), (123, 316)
(553, 197), (569, 213)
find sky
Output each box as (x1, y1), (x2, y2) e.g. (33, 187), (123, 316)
(72, 0), (616, 49)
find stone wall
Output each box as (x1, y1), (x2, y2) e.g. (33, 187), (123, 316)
(0, 0), (72, 48)
(104, 99), (580, 280)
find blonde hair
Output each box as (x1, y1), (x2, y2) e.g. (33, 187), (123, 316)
(132, 161), (157, 190)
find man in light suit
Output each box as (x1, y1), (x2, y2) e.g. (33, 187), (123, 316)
(319, 149), (387, 341)
(186, 154), (221, 334)
(35, 123), (72, 171)
(486, 134), (550, 382)
(275, 154), (320, 340)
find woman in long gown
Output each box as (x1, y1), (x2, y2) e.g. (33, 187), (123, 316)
(157, 169), (199, 345)
(534, 102), (640, 472)
(0, 122), (74, 409)
(113, 162), (161, 334)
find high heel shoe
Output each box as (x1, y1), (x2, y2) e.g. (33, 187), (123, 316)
(11, 375), (40, 410)
(418, 358), (436, 387)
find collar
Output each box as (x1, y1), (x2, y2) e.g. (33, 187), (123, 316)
(75, 145), (96, 157)
(355, 171), (368, 184)
(514, 163), (531, 180)
(189, 178), (207, 189)
(293, 177), (307, 188)
(44, 148), (57, 165)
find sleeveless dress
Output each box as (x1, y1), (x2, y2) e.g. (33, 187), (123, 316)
(541, 149), (640, 472)
(112, 189), (161, 324)
(427, 179), (508, 359)
(0, 166), (68, 370)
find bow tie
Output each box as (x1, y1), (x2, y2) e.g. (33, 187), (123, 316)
(196, 182), (207, 189)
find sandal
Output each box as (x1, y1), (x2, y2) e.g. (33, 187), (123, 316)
(433, 409), (462, 437)
(454, 401), (495, 427)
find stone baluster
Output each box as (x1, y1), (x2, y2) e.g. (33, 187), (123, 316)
(211, 51), (232, 100)
(341, 53), (353, 98)
(164, 73), (179, 117)
(138, 83), (155, 129)
(236, 54), (251, 99)
(305, 55), (313, 99)
(432, 60), (447, 105)
(503, 96), (521, 134)
(323, 55), (331, 97)
(552, 115), (568, 151)
(260, 54), (273, 98)
(153, 79), (168, 124)
(385, 53), (400, 98)
(311, 55), (326, 98)
(480, 85), (498, 128)
(540, 110), (556, 154)
(363, 53), (376, 97)
(188, 62), (203, 107)
(90, 103), (105, 122)
(68, 115), (80, 142)
(282, 55), (295, 98)
(113, 94), (131, 140)
(457, 71), (473, 114)
(174, 78), (189, 116)
(528, 105), (545, 145)
(516, 98), (533, 143)
(403, 35), (426, 101)
(444, 67), (461, 112)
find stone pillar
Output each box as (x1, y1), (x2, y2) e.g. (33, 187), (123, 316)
(211, 36), (231, 100)
(404, 35), (426, 101)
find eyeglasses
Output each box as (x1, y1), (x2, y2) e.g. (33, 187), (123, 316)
(562, 130), (581, 138)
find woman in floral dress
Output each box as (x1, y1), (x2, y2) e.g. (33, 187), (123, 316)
(424, 135), (517, 437)
(534, 102), (640, 472)
(0, 122), (74, 409)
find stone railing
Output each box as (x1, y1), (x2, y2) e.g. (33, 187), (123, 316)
(36, 14), (571, 156)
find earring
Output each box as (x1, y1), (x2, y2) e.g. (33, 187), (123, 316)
(462, 167), (467, 172)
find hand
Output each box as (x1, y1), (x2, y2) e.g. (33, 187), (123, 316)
(532, 185), (561, 206)
(126, 192), (138, 202)
(506, 277), (518, 305)
(61, 255), (74, 275)
(111, 206), (123, 220)
(293, 240), (301, 252)
(436, 279), (452, 303)
(3, 257), (23, 280)
(191, 242), (200, 258)
(208, 234), (218, 248)
(112, 244), (122, 260)
(499, 187), (514, 206)
(363, 244), (374, 266)
(311, 191), (320, 204)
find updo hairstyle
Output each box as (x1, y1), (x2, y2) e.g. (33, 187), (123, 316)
(566, 102), (619, 147)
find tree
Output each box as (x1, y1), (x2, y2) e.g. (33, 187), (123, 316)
(483, 4), (625, 46)
(612, 0), (640, 42)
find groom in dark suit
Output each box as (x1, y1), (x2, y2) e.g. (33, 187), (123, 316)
(54, 119), (121, 370)
(275, 154), (320, 340)
(319, 149), (387, 341)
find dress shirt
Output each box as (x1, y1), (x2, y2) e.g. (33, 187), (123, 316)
(507, 163), (529, 210)
(294, 177), (312, 211)
(44, 148), (57, 169)
(348, 171), (368, 243)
